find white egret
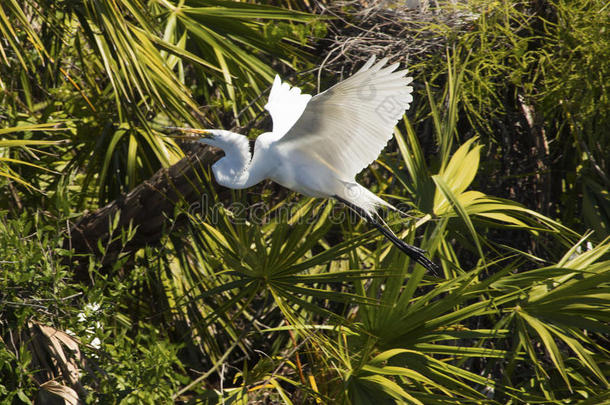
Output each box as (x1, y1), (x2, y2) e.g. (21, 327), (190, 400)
(168, 56), (438, 273)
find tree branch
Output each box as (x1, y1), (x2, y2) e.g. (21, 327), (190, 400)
(66, 145), (222, 281)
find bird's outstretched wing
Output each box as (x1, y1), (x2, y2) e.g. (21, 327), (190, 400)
(274, 57), (413, 180)
(265, 75), (312, 138)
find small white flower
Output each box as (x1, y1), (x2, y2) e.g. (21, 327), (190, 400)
(75, 302), (103, 350)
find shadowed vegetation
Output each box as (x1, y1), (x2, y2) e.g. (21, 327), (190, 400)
(1, 0), (609, 403)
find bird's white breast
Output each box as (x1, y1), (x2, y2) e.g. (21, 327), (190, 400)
(266, 145), (341, 198)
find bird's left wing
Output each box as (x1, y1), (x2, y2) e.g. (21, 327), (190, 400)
(265, 75), (312, 137)
(275, 57), (413, 180)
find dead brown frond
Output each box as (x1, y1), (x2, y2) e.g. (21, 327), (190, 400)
(23, 321), (87, 404)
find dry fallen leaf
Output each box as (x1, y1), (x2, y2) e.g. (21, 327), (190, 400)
(25, 321), (88, 403)
(38, 381), (80, 405)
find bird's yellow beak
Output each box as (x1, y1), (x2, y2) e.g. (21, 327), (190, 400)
(162, 127), (213, 140)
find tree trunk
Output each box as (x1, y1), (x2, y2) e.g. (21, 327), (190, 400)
(66, 145), (221, 282)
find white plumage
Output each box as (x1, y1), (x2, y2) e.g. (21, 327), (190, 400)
(273, 57), (413, 181)
(168, 56), (437, 272)
(264, 75), (312, 138)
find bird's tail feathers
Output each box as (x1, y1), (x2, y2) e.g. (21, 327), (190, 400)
(339, 182), (394, 217)
(343, 183), (416, 220)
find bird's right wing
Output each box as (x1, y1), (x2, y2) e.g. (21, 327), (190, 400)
(275, 57), (413, 180)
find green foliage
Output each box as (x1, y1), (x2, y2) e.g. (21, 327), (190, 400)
(1, 0), (610, 403)
(82, 298), (188, 402)
(0, 213), (75, 400)
(0, 213), (74, 325)
(0, 0), (321, 205)
(0, 214), (190, 402)
(423, 0), (610, 238)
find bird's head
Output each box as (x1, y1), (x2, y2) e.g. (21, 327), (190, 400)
(163, 126), (216, 142)
(163, 126), (250, 164)
(163, 127), (247, 151)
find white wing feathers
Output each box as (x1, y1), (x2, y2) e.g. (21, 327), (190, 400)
(264, 75), (312, 137)
(272, 56), (413, 180)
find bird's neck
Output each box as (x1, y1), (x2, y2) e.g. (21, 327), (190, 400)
(200, 130), (265, 189)
(213, 156), (261, 189)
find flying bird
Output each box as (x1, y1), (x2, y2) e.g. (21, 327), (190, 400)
(168, 57), (438, 273)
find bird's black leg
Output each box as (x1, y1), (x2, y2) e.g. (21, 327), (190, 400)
(334, 196), (439, 275)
